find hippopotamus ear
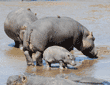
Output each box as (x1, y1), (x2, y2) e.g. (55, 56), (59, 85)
(89, 32), (95, 41)
(91, 32), (95, 41)
(22, 76), (27, 83)
(89, 32), (93, 36)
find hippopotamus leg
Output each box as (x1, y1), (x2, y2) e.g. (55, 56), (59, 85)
(34, 51), (42, 66)
(64, 63), (68, 69)
(24, 51), (34, 66)
(59, 61), (65, 69)
(18, 40), (23, 50)
(19, 44), (23, 50)
(45, 61), (51, 69)
(14, 41), (20, 48)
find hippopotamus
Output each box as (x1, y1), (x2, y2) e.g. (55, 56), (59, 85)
(4, 8), (38, 50)
(6, 74), (79, 85)
(43, 46), (76, 69)
(7, 74), (109, 85)
(23, 17), (98, 66)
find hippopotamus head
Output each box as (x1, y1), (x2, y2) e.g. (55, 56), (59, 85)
(7, 75), (27, 85)
(81, 31), (98, 58)
(64, 52), (76, 66)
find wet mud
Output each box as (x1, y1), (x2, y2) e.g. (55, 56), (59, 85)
(0, 1), (110, 85)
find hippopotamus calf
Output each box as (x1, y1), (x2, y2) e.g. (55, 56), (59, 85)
(4, 8), (38, 50)
(43, 46), (76, 69)
(23, 17), (98, 66)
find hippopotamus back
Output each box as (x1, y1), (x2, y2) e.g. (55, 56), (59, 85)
(24, 17), (87, 51)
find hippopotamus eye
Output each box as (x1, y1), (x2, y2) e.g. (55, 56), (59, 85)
(67, 55), (73, 60)
(67, 55), (72, 59)
(67, 55), (70, 58)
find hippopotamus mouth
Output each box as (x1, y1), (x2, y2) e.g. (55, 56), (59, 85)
(82, 48), (98, 58)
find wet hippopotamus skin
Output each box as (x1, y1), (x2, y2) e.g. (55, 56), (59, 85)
(7, 73), (109, 85)
(43, 46), (76, 69)
(6, 74), (79, 85)
(23, 17), (98, 66)
(4, 8), (38, 50)
(56, 73), (110, 85)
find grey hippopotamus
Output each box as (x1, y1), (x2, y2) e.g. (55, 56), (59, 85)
(7, 73), (109, 85)
(23, 17), (98, 66)
(4, 8), (38, 50)
(6, 74), (79, 85)
(43, 46), (76, 69)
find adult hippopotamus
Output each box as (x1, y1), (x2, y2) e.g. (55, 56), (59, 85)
(4, 8), (38, 50)
(7, 74), (109, 85)
(23, 17), (98, 66)
(6, 74), (79, 85)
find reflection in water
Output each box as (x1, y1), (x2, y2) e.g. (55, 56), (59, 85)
(8, 43), (15, 47)
(25, 58), (97, 77)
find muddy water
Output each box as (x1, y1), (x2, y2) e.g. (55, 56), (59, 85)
(0, 1), (110, 85)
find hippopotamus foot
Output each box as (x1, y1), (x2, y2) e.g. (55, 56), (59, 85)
(27, 62), (35, 66)
(19, 44), (23, 50)
(20, 47), (23, 50)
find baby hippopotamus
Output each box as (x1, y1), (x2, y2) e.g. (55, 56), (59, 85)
(43, 46), (76, 69)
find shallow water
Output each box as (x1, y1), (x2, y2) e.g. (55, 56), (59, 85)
(0, 1), (110, 85)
